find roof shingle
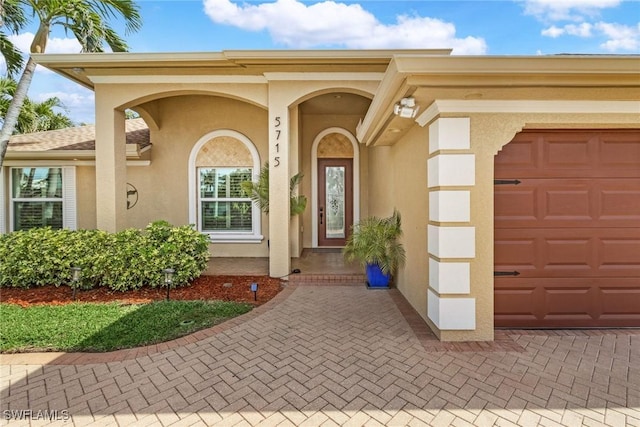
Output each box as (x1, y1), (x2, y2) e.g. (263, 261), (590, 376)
(7, 118), (150, 152)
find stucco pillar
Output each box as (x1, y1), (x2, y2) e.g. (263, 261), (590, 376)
(95, 101), (127, 232)
(268, 83), (291, 277)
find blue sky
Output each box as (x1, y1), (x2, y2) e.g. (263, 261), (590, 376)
(5, 0), (640, 124)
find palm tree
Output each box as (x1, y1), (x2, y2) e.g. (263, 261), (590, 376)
(240, 162), (308, 217)
(1, 0), (27, 76)
(0, 0), (142, 167)
(1, 76), (74, 133)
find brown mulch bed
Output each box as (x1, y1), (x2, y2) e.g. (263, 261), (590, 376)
(0, 276), (283, 308)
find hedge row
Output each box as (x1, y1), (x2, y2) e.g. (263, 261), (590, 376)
(0, 221), (210, 291)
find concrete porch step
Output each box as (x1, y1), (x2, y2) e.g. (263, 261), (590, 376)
(287, 273), (366, 285)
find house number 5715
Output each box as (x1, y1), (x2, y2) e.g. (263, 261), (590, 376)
(273, 116), (281, 167)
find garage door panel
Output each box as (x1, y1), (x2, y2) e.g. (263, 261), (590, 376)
(598, 133), (640, 172)
(494, 236), (538, 271)
(600, 186), (640, 222)
(544, 287), (594, 317)
(496, 228), (640, 277)
(544, 137), (593, 171)
(544, 238), (592, 271)
(494, 286), (541, 321)
(496, 178), (640, 228)
(494, 188), (537, 222)
(599, 238), (640, 268)
(495, 135), (539, 172)
(495, 278), (640, 327)
(496, 131), (640, 178)
(600, 288), (640, 315)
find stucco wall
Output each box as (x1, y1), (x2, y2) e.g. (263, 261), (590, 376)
(126, 94), (270, 257)
(388, 125), (430, 323)
(366, 146), (394, 218)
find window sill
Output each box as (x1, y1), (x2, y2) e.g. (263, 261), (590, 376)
(206, 233), (264, 244)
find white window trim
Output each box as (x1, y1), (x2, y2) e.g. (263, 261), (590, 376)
(0, 168), (5, 234)
(8, 166), (76, 232)
(188, 130), (263, 243)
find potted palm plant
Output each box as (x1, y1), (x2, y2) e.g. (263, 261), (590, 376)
(343, 210), (406, 288)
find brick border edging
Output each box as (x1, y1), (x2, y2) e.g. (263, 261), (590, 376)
(0, 282), (297, 366)
(387, 289), (526, 352)
(388, 288), (640, 352)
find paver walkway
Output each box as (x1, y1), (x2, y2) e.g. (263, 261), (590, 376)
(1, 284), (639, 426)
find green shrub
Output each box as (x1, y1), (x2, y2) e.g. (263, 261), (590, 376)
(0, 222), (210, 291)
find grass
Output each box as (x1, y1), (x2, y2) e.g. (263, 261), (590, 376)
(0, 300), (253, 353)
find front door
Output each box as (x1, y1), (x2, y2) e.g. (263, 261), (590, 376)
(318, 158), (353, 246)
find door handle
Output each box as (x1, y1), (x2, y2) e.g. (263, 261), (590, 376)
(319, 207), (324, 225)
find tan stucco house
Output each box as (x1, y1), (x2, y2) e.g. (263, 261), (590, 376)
(2, 50), (639, 341)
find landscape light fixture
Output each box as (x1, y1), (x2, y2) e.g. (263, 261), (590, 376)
(70, 266), (82, 300)
(250, 283), (258, 301)
(393, 97), (419, 119)
(163, 268), (175, 301)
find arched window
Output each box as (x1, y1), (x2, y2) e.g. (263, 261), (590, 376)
(189, 130), (262, 242)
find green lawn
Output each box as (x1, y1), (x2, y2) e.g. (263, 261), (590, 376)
(0, 300), (252, 353)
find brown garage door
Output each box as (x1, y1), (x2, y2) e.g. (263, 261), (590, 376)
(494, 130), (640, 328)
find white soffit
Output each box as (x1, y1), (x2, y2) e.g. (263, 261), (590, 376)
(417, 100), (640, 127)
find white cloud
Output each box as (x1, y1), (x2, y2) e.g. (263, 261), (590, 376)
(542, 22), (593, 38)
(541, 25), (564, 38)
(202, 0), (486, 54)
(36, 89), (95, 124)
(9, 32), (81, 54)
(524, 0), (621, 22)
(541, 21), (639, 52)
(527, 0), (639, 52)
(596, 22), (640, 51)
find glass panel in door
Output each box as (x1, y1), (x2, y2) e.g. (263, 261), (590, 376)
(318, 159), (353, 246)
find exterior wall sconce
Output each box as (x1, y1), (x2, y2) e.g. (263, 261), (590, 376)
(163, 268), (175, 301)
(393, 97), (419, 118)
(70, 266), (82, 300)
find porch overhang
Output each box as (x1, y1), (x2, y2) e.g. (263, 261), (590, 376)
(356, 54), (640, 147)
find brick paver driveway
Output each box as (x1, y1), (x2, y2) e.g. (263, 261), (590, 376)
(2, 284), (639, 426)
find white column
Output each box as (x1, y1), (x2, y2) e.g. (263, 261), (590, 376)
(427, 117), (476, 331)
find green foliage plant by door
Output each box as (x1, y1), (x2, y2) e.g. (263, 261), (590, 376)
(241, 162), (307, 217)
(343, 210), (406, 285)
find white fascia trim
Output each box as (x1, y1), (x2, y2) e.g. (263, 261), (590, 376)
(0, 168), (5, 234)
(416, 100), (640, 127)
(263, 72), (384, 81)
(89, 75), (268, 84)
(3, 159), (150, 167)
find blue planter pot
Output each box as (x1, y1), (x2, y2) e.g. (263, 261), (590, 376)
(366, 263), (391, 288)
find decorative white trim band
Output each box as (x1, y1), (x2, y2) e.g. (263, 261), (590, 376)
(417, 100), (640, 127)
